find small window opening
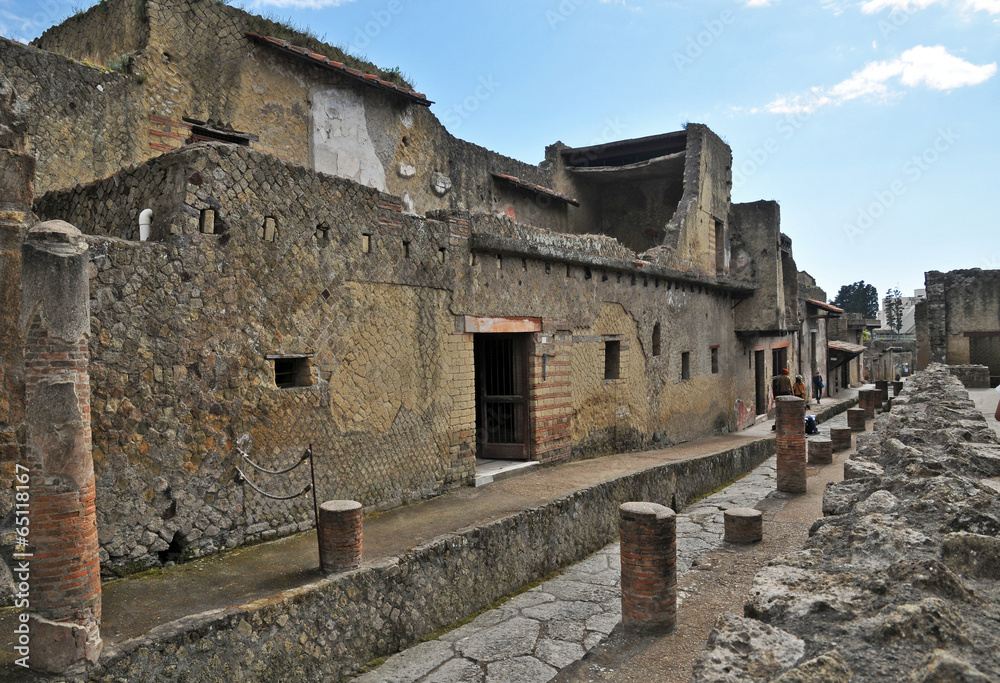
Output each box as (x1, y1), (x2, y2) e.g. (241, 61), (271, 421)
(681, 351), (691, 381)
(439, 247), (447, 263)
(497, 254), (503, 270)
(362, 233), (371, 253)
(711, 346), (720, 374)
(545, 262), (551, 275)
(272, 356), (311, 388)
(601, 272), (608, 282)
(631, 274), (637, 286)
(403, 240), (411, 258)
(584, 267), (592, 280)
(652, 323), (661, 357)
(643, 276), (648, 287)
(260, 216), (276, 242)
(522, 258), (528, 272)
(200, 209), (216, 235)
(604, 340), (621, 380)
(315, 224), (330, 242)
(566, 264), (572, 278)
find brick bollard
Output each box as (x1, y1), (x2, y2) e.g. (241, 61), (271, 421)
(318, 500), (363, 573)
(859, 390), (875, 419)
(892, 381), (904, 396)
(847, 408), (866, 432)
(830, 427), (853, 452)
(808, 438), (833, 465)
(22, 222), (103, 674)
(619, 502), (676, 634)
(875, 380), (889, 404)
(775, 396), (807, 494)
(724, 508), (763, 543)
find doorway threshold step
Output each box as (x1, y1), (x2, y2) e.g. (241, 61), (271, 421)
(474, 459), (538, 487)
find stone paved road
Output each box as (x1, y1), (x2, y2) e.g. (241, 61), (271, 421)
(354, 439), (814, 683)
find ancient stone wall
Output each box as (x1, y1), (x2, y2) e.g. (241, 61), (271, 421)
(67, 437), (774, 682)
(694, 364), (1000, 681)
(924, 269), (1000, 381)
(31, 0), (149, 66)
(32, 144), (467, 571)
(731, 200), (785, 332)
(0, 37), (148, 195)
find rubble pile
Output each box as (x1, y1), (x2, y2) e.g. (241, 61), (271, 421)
(694, 364), (1000, 681)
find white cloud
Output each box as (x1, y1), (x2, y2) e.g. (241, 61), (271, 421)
(742, 0), (779, 6)
(252, 0), (354, 8)
(860, 0), (942, 14)
(764, 45), (996, 114)
(964, 0), (1000, 12)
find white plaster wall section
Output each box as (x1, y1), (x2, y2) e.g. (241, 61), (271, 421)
(309, 86), (386, 192)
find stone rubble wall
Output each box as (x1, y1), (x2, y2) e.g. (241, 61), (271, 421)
(50, 437), (773, 683)
(694, 364), (1000, 681)
(946, 364), (991, 389)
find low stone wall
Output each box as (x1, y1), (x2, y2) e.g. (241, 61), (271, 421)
(946, 363), (991, 388)
(50, 437), (776, 682)
(694, 364), (1000, 681)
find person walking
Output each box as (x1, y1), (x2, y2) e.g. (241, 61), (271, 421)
(793, 374), (807, 402)
(813, 370), (825, 404)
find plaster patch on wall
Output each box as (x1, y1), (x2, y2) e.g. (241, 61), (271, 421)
(309, 86), (386, 192)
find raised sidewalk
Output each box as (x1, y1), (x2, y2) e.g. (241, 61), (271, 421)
(0, 390), (857, 680)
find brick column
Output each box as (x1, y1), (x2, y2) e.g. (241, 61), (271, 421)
(808, 438), (833, 465)
(830, 427), (853, 452)
(318, 500), (362, 573)
(875, 380), (889, 404)
(724, 508), (763, 543)
(859, 389), (875, 419)
(775, 396), (806, 494)
(892, 381), (903, 396)
(619, 502), (676, 633)
(21, 221), (102, 674)
(847, 408), (866, 431)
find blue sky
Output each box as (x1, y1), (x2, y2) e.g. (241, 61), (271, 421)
(3, 0), (998, 305)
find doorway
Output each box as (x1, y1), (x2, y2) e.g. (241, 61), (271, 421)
(754, 349), (767, 416)
(474, 333), (530, 459)
(970, 334), (1000, 386)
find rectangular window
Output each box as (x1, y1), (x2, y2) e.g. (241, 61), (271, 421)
(604, 340), (621, 380)
(270, 356), (312, 388)
(681, 351), (691, 381)
(711, 346), (719, 374)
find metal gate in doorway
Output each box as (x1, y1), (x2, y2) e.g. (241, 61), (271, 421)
(474, 333), (530, 459)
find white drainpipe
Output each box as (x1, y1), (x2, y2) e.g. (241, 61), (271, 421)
(139, 208), (153, 241)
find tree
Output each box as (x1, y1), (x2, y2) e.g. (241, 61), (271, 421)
(885, 286), (904, 334)
(832, 281), (879, 319)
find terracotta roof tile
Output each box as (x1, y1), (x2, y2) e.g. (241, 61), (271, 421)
(490, 173), (579, 207)
(245, 32), (432, 106)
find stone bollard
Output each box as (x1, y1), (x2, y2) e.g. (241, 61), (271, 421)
(619, 502), (676, 634)
(808, 438), (833, 465)
(21, 221), (103, 674)
(892, 381), (904, 396)
(875, 380), (889, 404)
(318, 500), (363, 573)
(847, 408), (866, 432)
(830, 427), (853, 452)
(775, 396), (807, 494)
(724, 508), (763, 543)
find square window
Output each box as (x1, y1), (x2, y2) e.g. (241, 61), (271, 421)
(604, 340), (621, 380)
(272, 356), (311, 388)
(681, 351), (691, 381)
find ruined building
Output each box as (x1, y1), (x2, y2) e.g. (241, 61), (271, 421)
(1, 0), (823, 575)
(915, 268), (1000, 387)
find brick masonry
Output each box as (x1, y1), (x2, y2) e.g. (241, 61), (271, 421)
(830, 427), (853, 452)
(723, 507), (763, 544)
(807, 438), (833, 465)
(317, 500), (362, 574)
(775, 396), (806, 494)
(22, 222), (103, 673)
(847, 408), (866, 432)
(620, 502), (676, 634)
